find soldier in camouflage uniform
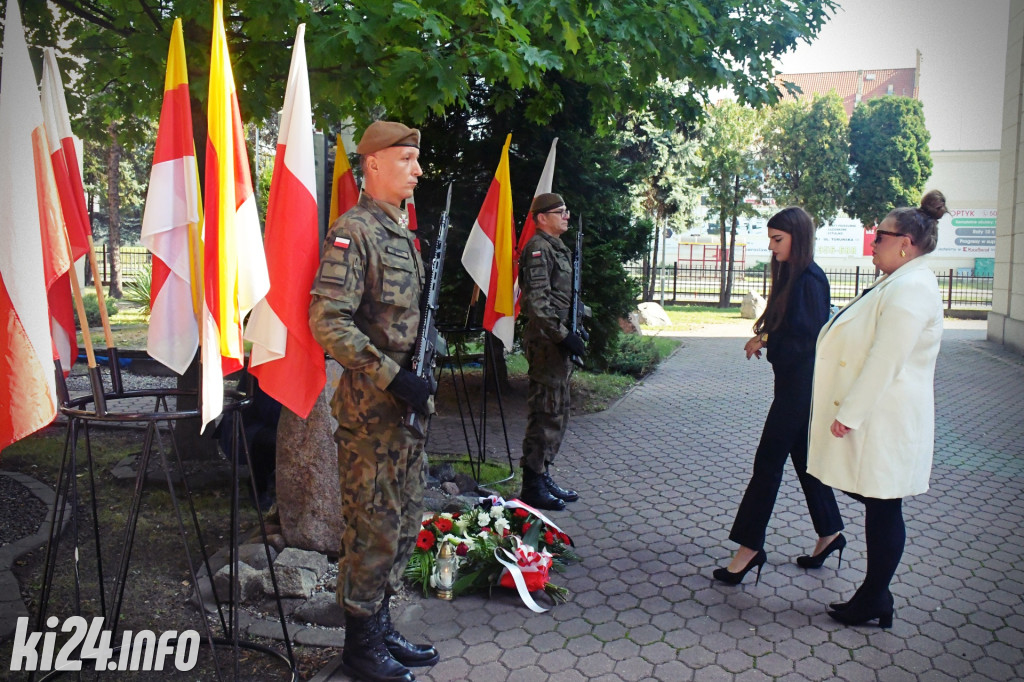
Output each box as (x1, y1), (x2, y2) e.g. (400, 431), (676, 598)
(309, 121), (437, 682)
(517, 193), (586, 512)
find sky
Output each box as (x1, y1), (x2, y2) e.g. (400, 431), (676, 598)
(773, 0), (1010, 151)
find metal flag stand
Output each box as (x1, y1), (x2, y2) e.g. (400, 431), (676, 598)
(31, 360), (296, 681)
(431, 325), (515, 488)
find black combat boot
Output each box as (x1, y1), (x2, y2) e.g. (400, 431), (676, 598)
(519, 467), (566, 511)
(379, 596), (439, 667)
(543, 466), (579, 502)
(341, 612), (415, 682)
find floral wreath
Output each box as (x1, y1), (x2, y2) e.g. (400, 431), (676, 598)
(405, 496), (579, 608)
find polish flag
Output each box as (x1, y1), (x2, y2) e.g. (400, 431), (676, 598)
(39, 49), (82, 375)
(201, 0), (270, 430)
(0, 0), (59, 448)
(515, 137), (558, 257)
(40, 49), (91, 260)
(514, 137), (558, 315)
(245, 25), (325, 419)
(328, 133), (359, 224)
(141, 18), (203, 376)
(461, 134), (515, 350)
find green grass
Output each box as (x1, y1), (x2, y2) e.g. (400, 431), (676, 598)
(642, 304), (747, 332)
(450, 459), (519, 498)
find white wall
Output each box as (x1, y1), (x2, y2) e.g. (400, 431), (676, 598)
(988, 0), (1024, 354)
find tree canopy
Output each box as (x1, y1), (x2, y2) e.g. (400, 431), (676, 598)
(9, 0), (836, 138)
(762, 92), (850, 226)
(846, 96), (932, 227)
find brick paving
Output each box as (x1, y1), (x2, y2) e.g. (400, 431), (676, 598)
(319, 320), (1024, 681)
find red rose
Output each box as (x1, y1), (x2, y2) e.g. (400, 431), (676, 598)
(514, 508), (529, 518)
(456, 543), (469, 556)
(544, 531), (555, 545)
(558, 532), (571, 544)
(503, 528), (511, 537)
(416, 530), (435, 551)
(522, 522), (531, 533)
(435, 518), (453, 533)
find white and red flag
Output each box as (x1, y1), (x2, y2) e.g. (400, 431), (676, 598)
(201, 0), (270, 430)
(141, 18), (203, 376)
(39, 49), (83, 375)
(513, 137), (557, 316)
(515, 137), (558, 258)
(328, 133), (359, 224)
(40, 49), (91, 260)
(0, 0), (60, 448)
(244, 24), (325, 419)
(461, 134), (516, 350)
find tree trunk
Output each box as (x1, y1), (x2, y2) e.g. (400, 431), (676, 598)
(717, 205), (729, 307)
(647, 219), (660, 302)
(723, 174), (741, 307)
(106, 122), (124, 299)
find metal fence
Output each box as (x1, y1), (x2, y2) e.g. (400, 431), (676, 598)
(626, 263), (994, 311)
(91, 244), (151, 286)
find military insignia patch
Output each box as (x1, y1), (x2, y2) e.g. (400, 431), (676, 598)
(334, 237), (351, 249)
(531, 250), (542, 257)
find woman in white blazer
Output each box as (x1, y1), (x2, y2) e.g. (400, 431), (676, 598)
(807, 190), (948, 628)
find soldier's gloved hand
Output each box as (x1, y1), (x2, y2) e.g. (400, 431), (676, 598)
(387, 368), (431, 415)
(559, 332), (587, 357)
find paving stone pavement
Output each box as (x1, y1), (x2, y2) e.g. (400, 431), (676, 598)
(318, 320), (1024, 682)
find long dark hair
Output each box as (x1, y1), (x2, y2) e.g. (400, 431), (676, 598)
(753, 206), (816, 336)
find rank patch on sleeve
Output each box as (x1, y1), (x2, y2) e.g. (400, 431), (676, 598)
(334, 236), (351, 249)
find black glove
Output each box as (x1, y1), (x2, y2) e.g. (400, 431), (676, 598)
(387, 368), (431, 415)
(559, 332), (586, 357)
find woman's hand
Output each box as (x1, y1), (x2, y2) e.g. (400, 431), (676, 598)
(744, 335), (765, 360)
(830, 419), (851, 438)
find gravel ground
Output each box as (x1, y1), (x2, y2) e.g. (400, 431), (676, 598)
(0, 475), (48, 547)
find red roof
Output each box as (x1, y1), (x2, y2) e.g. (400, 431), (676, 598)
(775, 68), (918, 117)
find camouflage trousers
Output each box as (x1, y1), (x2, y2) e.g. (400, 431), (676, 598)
(335, 422), (426, 618)
(521, 377), (571, 474)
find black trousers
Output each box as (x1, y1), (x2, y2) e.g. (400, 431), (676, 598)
(847, 494), (904, 604)
(729, 362), (844, 551)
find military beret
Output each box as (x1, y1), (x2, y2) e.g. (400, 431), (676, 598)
(355, 121), (420, 154)
(530, 193), (565, 214)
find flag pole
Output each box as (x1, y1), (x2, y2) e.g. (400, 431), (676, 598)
(465, 284), (481, 329)
(67, 236), (106, 413)
(84, 237), (123, 394)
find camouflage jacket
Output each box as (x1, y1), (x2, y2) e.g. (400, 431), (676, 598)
(519, 230), (572, 343)
(309, 193), (424, 392)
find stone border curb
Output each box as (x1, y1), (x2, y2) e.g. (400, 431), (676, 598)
(0, 471), (68, 642)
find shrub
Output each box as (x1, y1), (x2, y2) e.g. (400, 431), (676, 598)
(74, 293), (118, 329)
(607, 334), (661, 377)
(122, 264), (152, 315)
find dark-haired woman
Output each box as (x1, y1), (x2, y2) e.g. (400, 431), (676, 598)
(808, 190), (949, 628)
(713, 207), (845, 585)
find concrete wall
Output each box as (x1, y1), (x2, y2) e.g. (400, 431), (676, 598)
(988, 0), (1024, 354)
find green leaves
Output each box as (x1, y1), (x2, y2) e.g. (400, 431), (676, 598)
(847, 97), (932, 226)
(762, 92), (850, 226)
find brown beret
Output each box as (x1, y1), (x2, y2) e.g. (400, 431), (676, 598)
(355, 121), (420, 154)
(530, 193), (564, 214)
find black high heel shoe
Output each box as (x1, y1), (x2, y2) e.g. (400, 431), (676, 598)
(713, 549), (767, 585)
(827, 593), (894, 629)
(796, 533), (846, 569)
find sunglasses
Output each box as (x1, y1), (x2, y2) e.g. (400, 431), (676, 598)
(872, 229), (904, 245)
(544, 208), (570, 218)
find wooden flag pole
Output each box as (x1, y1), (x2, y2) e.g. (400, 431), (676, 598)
(465, 284), (481, 330)
(67, 238), (107, 414)
(85, 237), (114, 349)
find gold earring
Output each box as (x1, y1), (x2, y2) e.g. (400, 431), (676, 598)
(900, 248), (906, 258)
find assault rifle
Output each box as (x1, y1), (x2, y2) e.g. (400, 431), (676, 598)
(570, 216), (589, 368)
(405, 184), (452, 438)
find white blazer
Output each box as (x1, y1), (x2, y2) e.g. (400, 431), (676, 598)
(807, 257), (943, 499)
